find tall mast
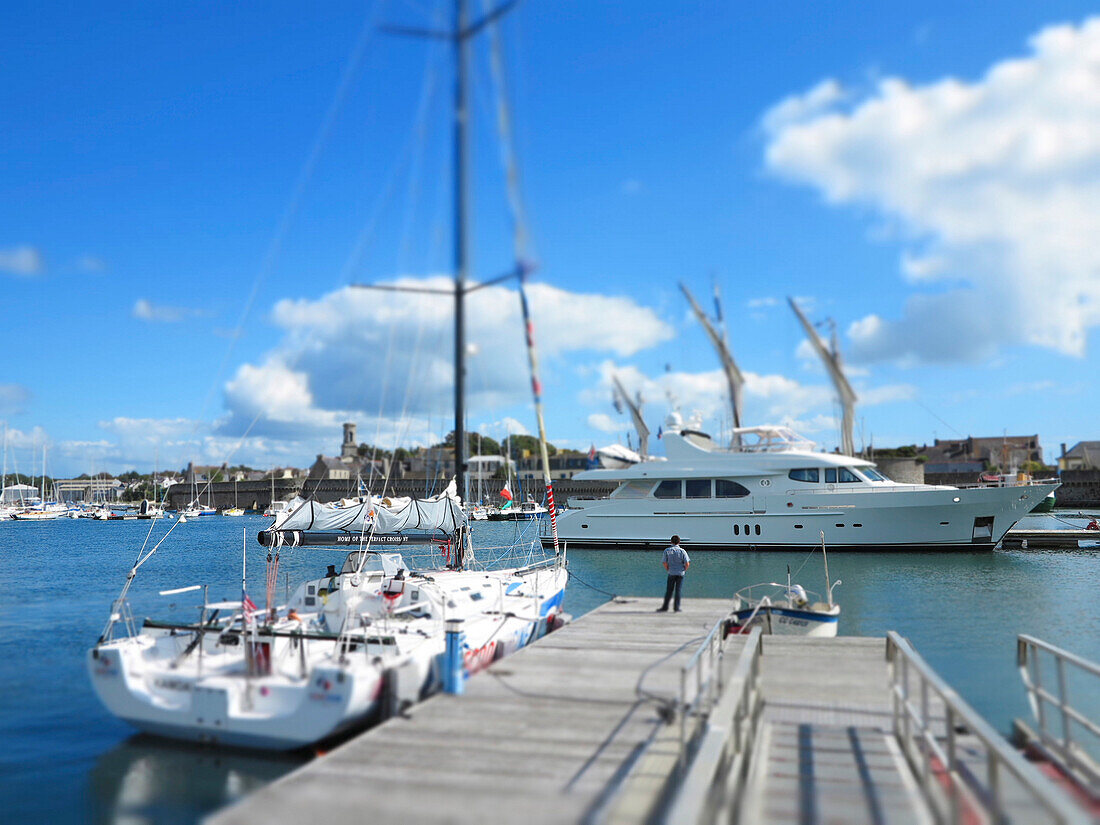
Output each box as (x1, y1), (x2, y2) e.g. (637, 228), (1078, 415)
(611, 374), (650, 458)
(788, 297), (858, 456)
(452, 0), (470, 502)
(681, 282), (744, 448)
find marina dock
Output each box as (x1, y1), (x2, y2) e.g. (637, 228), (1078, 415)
(1002, 527), (1099, 549)
(209, 599), (1089, 825)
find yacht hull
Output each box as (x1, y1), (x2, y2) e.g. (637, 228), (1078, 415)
(547, 483), (1057, 551)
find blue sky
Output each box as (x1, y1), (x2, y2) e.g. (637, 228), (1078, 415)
(3, 0), (1100, 477)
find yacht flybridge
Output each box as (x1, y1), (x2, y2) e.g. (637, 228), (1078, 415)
(550, 416), (1058, 551)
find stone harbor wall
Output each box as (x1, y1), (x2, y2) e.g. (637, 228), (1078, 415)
(1052, 470), (1100, 509)
(166, 478), (618, 510)
(872, 458), (924, 485)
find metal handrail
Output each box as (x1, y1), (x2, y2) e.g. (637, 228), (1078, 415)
(663, 626), (764, 825)
(678, 618), (728, 771)
(886, 632), (1087, 824)
(1018, 634), (1100, 795)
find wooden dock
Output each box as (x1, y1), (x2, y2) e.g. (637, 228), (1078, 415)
(208, 599), (1089, 825)
(209, 597), (740, 825)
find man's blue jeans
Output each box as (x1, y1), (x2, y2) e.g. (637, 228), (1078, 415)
(661, 574), (684, 610)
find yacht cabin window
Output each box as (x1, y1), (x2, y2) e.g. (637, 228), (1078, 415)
(825, 468), (837, 483)
(837, 468), (861, 483)
(788, 468), (819, 483)
(861, 467), (887, 482)
(653, 480), (683, 499)
(715, 479), (750, 498)
(685, 479), (711, 499)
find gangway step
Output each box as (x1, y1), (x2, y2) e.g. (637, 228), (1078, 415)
(742, 721), (932, 825)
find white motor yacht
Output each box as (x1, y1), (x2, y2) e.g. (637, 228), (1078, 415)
(550, 417), (1059, 551)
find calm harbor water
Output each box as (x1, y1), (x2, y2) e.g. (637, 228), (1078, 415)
(1, 512), (1098, 824)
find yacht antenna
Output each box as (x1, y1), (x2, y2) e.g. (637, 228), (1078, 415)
(680, 282), (743, 447)
(789, 297), (858, 456)
(611, 373), (650, 459)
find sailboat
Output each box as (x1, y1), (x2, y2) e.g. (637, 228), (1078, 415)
(222, 475), (244, 516)
(88, 0), (567, 751)
(12, 445), (66, 520)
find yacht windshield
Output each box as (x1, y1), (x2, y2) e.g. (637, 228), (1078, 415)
(861, 467), (887, 482)
(653, 480), (682, 499)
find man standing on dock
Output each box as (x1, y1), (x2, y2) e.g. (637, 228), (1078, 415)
(657, 535), (690, 612)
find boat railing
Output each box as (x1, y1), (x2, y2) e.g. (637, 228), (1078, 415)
(886, 632), (1085, 824)
(1017, 634), (1100, 796)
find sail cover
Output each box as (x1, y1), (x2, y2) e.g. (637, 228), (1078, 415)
(273, 482), (465, 534)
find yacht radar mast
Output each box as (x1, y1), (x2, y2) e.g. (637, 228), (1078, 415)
(611, 373), (649, 459)
(680, 282), (744, 448)
(788, 297), (858, 456)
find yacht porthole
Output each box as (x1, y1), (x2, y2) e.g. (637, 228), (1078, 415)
(952, 496), (961, 502)
(760, 479), (770, 487)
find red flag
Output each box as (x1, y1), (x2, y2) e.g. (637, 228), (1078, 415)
(499, 483), (513, 501)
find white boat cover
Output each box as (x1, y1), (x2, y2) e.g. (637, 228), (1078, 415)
(274, 480), (465, 534)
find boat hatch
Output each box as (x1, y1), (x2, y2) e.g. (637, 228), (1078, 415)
(972, 516), (995, 543)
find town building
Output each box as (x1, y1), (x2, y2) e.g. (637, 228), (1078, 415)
(919, 435), (1042, 474)
(53, 477), (124, 502)
(1058, 441), (1100, 471)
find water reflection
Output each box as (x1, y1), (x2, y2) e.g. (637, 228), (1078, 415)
(88, 735), (306, 825)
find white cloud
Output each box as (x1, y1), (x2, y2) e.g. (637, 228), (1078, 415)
(0, 246), (44, 276)
(746, 296), (778, 309)
(132, 297), (199, 323)
(587, 412), (623, 434)
(77, 255), (106, 273)
(763, 17), (1100, 363)
(0, 384), (30, 414)
(218, 278), (673, 444)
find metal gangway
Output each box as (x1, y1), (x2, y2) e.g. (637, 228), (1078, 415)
(646, 630), (1090, 825)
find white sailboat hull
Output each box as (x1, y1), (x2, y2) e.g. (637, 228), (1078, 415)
(88, 565), (567, 751)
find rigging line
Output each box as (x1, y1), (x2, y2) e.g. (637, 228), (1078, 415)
(335, 42), (443, 287)
(913, 398), (965, 439)
(195, 0), (387, 431)
(368, 40), (445, 473)
(153, 1), (390, 497)
(396, 26), (445, 274)
(174, 1), (436, 504)
(566, 568), (629, 603)
(482, 0), (531, 260)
